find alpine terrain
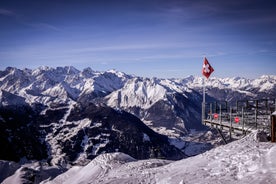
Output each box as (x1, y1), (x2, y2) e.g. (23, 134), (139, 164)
(0, 66), (275, 183)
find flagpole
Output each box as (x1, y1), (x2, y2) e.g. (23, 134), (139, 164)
(203, 77), (206, 104)
(202, 56), (206, 124)
(202, 55), (206, 125)
(202, 76), (206, 124)
(201, 56), (214, 124)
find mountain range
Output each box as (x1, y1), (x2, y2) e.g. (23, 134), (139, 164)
(0, 66), (275, 183)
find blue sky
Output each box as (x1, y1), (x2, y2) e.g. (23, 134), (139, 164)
(0, 0), (275, 78)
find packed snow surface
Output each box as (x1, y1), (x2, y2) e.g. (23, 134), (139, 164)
(42, 131), (276, 184)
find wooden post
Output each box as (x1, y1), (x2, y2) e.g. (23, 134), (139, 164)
(271, 113), (276, 142)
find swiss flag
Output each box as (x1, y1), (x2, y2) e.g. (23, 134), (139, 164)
(202, 57), (214, 79)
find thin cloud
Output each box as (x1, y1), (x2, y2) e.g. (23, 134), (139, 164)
(19, 20), (61, 32)
(27, 22), (61, 31)
(69, 41), (221, 54)
(0, 8), (17, 17)
(70, 44), (177, 53)
(161, 1), (276, 27)
(0, 8), (60, 31)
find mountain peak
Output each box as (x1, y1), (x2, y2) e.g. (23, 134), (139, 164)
(64, 66), (80, 75)
(106, 69), (118, 73)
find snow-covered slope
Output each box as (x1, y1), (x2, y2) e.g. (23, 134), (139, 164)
(39, 131), (276, 184)
(1, 162), (65, 184)
(106, 77), (189, 109)
(105, 77), (204, 136)
(0, 101), (184, 168)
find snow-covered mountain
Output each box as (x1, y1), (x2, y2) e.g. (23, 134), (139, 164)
(0, 101), (184, 166)
(1, 67), (274, 119)
(105, 75), (276, 136)
(0, 67), (275, 149)
(0, 67), (275, 138)
(0, 66), (132, 106)
(0, 66), (275, 183)
(180, 75), (276, 103)
(1, 67), (274, 106)
(2, 66), (274, 138)
(105, 77), (204, 136)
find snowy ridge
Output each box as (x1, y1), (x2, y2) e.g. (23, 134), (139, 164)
(181, 75), (276, 93)
(0, 66), (132, 106)
(1, 67), (274, 107)
(106, 77), (191, 109)
(107, 77), (168, 109)
(40, 131), (276, 184)
(175, 75), (276, 103)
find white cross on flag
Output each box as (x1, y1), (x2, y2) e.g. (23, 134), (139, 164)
(202, 57), (214, 79)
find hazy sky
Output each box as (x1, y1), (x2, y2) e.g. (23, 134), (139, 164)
(0, 0), (275, 78)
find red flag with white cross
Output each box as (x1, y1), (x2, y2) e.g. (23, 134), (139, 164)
(202, 57), (214, 79)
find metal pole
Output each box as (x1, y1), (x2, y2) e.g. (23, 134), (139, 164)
(202, 102), (205, 125)
(203, 77), (206, 105)
(242, 107), (245, 135)
(220, 104), (222, 130)
(202, 78), (206, 125)
(230, 107), (232, 139)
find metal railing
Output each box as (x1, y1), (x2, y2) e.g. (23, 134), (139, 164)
(203, 99), (276, 139)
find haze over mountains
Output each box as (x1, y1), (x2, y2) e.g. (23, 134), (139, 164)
(0, 66), (275, 183)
